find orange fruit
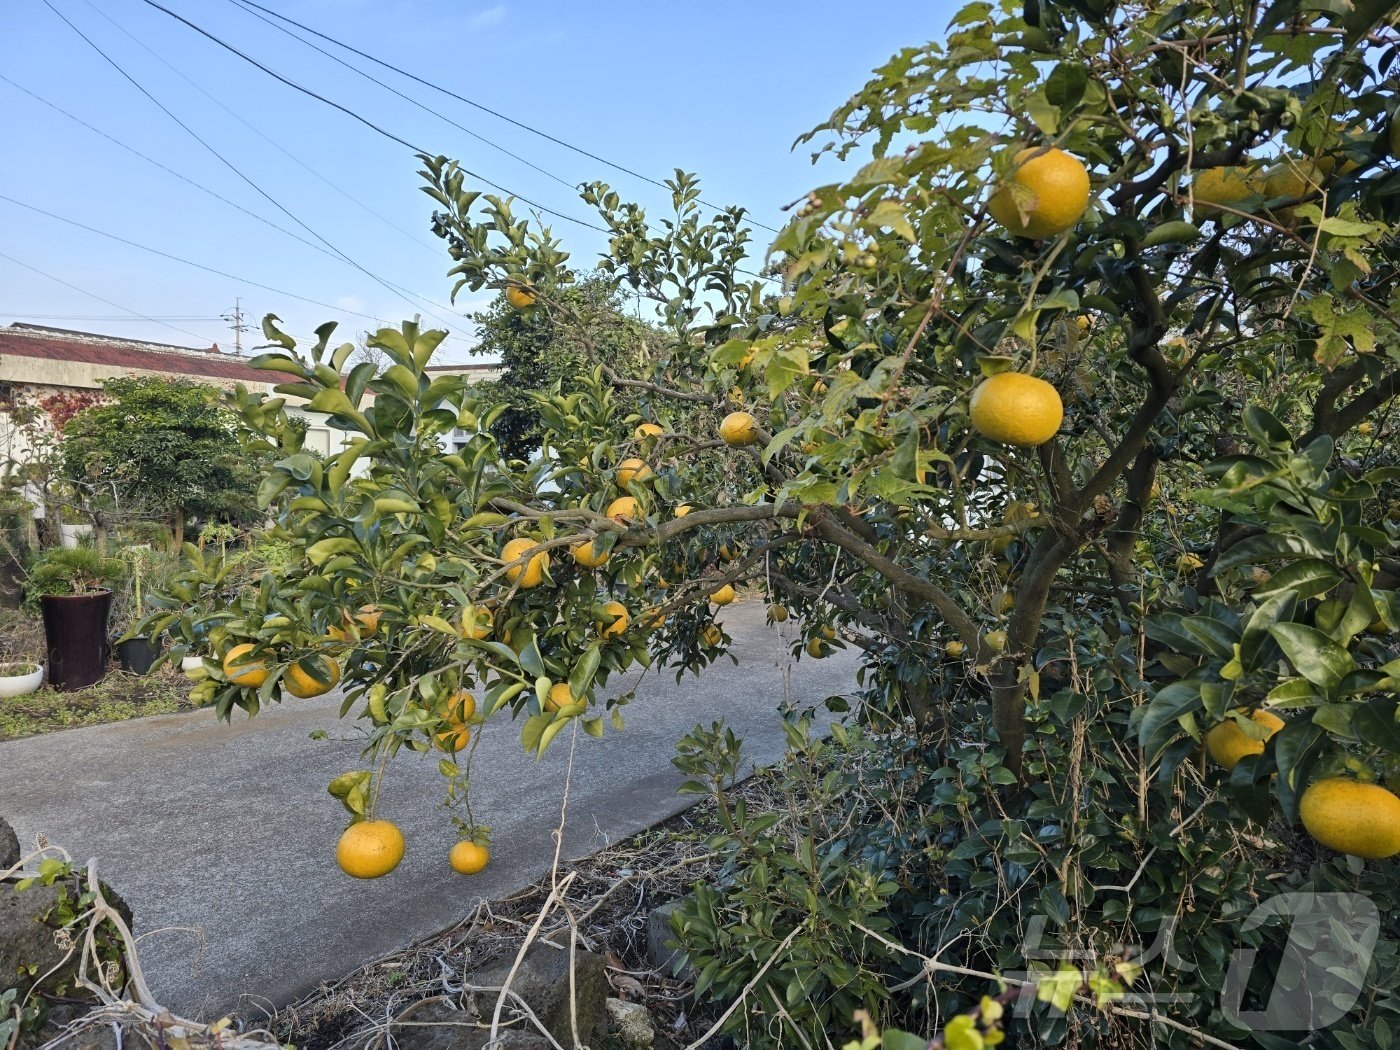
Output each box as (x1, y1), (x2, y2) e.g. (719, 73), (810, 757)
(572, 541), (610, 569)
(505, 285), (536, 309)
(450, 840), (491, 875)
(674, 504), (693, 518)
(634, 422), (664, 441)
(433, 688), (478, 752)
(336, 819), (405, 879)
(710, 583), (736, 606)
(223, 643), (270, 688)
(969, 373), (1063, 447)
(596, 600), (629, 638)
(434, 721), (472, 752)
(547, 682), (579, 711)
(351, 604), (382, 635)
(617, 458), (653, 486)
(606, 496), (639, 523)
(701, 625), (723, 647)
(1299, 778), (1400, 859)
(987, 147), (1090, 239)
(805, 638), (828, 659)
(944, 639), (966, 657)
(720, 411), (760, 447)
(502, 537), (549, 588)
(284, 654), (341, 698)
(766, 604), (789, 623)
(1205, 709), (1285, 770)
(460, 605), (493, 640)
(1192, 166), (1258, 213)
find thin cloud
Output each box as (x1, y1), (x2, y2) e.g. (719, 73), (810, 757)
(468, 5), (507, 29)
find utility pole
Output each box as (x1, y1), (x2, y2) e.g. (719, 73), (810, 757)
(221, 297), (250, 353)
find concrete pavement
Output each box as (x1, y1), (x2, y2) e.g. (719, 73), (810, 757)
(0, 602), (859, 1019)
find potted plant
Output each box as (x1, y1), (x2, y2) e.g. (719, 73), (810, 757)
(25, 547), (125, 690)
(0, 660), (44, 699)
(113, 547), (163, 675)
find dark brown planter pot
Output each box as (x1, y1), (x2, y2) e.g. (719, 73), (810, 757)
(40, 590), (113, 691)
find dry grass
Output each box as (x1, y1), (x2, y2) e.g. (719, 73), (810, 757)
(263, 774), (788, 1050)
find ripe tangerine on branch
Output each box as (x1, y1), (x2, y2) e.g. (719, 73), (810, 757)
(502, 537), (549, 588)
(285, 654), (340, 698)
(223, 643), (270, 687)
(969, 372), (1063, 447)
(337, 819), (405, 879)
(987, 147), (1090, 239)
(451, 840), (491, 875)
(720, 411), (760, 447)
(1299, 778), (1400, 859)
(1204, 709), (1285, 770)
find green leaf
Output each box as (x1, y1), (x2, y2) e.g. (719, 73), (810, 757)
(518, 636), (546, 679)
(569, 645), (602, 700)
(1253, 559), (1342, 600)
(519, 713), (551, 753)
(1142, 220), (1200, 247)
(1242, 405), (1292, 447)
(1268, 623), (1353, 694)
(307, 537), (359, 567)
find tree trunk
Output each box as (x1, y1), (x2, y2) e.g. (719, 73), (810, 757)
(173, 508), (185, 548)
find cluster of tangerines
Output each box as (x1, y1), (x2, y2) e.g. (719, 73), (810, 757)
(1204, 710), (1400, 859)
(977, 142), (1400, 860)
(221, 609), (492, 880)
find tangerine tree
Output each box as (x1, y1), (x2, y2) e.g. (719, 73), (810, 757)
(141, 0), (1400, 1043)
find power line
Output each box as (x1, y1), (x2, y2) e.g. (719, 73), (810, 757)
(41, 0), (462, 332)
(134, 0), (613, 234)
(0, 192), (465, 340)
(0, 251), (213, 342)
(92, 0), (777, 287)
(0, 74), (356, 267)
(0, 314), (224, 321)
(0, 72), (463, 321)
(76, 0), (443, 258)
(228, 0), (580, 195)
(229, 0), (780, 234)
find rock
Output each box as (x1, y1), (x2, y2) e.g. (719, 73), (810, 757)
(1, 880), (75, 999)
(646, 898), (692, 978)
(388, 999), (549, 1050)
(464, 944), (609, 1047)
(1, 871), (135, 1047)
(21, 1018), (130, 1050)
(1, 816), (19, 870)
(606, 998), (655, 1048)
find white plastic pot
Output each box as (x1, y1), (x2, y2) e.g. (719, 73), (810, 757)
(0, 663), (45, 698)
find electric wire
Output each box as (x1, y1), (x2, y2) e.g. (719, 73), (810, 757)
(42, 0), (463, 331)
(77, 0), (444, 258)
(0, 74), (371, 271)
(229, 0), (581, 195)
(229, 0), (781, 234)
(135, 0), (613, 234)
(0, 73), (466, 323)
(0, 193), (456, 338)
(0, 251), (213, 343)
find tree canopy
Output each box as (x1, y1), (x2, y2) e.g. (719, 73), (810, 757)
(63, 376), (263, 542)
(143, 0), (1400, 1044)
(467, 275), (654, 460)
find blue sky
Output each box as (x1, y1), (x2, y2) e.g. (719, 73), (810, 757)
(1, 0), (951, 362)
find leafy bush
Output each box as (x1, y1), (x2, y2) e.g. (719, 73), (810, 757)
(23, 547), (124, 607)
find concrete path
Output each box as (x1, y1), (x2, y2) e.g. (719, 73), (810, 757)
(0, 603), (858, 1020)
